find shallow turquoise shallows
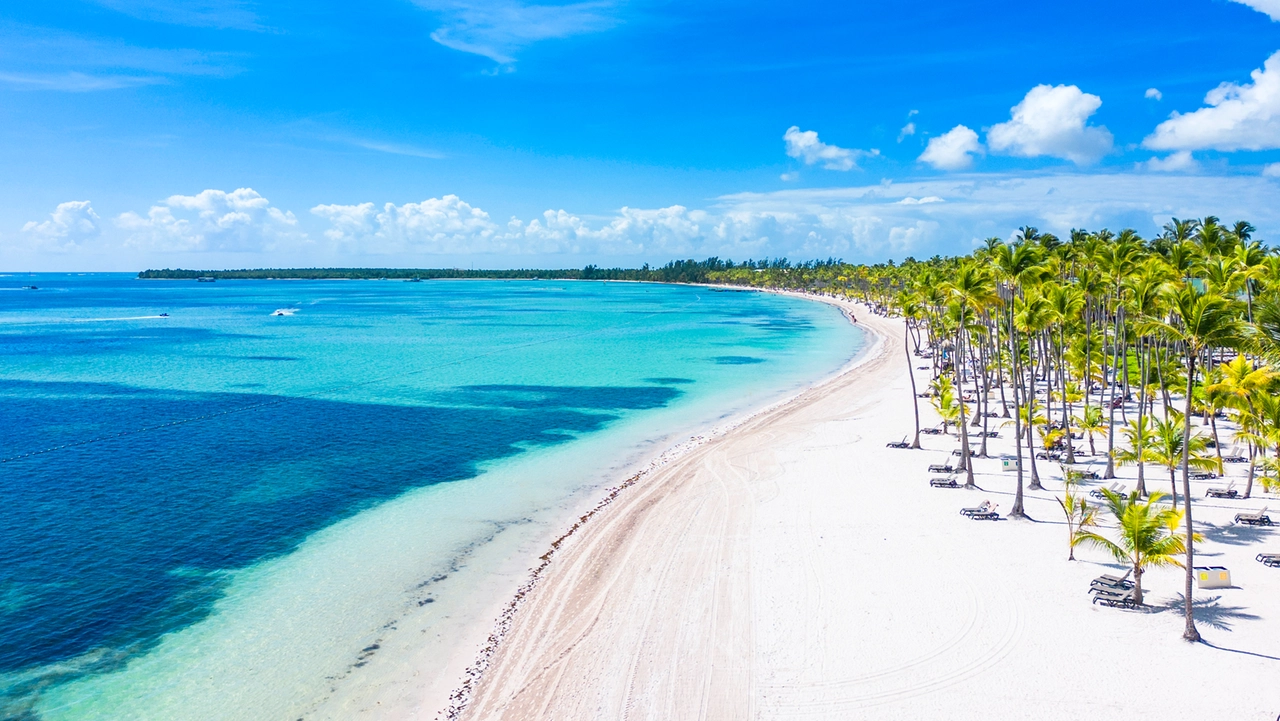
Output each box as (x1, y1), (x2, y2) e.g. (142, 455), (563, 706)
(0, 274), (861, 719)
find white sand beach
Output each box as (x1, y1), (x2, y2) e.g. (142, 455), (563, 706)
(451, 297), (1280, 720)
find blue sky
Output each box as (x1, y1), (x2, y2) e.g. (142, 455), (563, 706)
(3, 0), (1280, 270)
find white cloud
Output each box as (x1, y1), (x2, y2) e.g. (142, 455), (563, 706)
(311, 196), (706, 255)
(117, 188), (305, 252)
(898, 196), (944, 205)
(20, 200), (101, 251)
(897, 122), (916, 142)
(987, 84), (1114, 165)
(1145, 87), (1163, 100)
(918, 125), (983, 170)
(1144, 50), (1280, 152)
(783, 126), (877, 171)
(1265, 162), (1280, 177)
(1141, 151), (1199, 172)
(416, 1), (619, 66)
(779, 172), (799, 182)
(1229, 0), (1280, 20)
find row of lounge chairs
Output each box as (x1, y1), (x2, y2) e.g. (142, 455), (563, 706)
(1089, 571), (1140, 609)
(1258, 553), (1280, 568)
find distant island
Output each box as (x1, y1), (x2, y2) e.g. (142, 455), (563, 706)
(136, 258), (844, 285)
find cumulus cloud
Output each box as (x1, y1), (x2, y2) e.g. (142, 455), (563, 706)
(417, 1), (619, 66)
(1141, 151), (1198, 172)
(918, 125), (984, 170)
(1144, 50), (1280, 152)
(20, 200), (101, 251)
(1229, 0), (1280, 20)
(117, 188), (305, 252)
(311, 196), (707, 255)
(1145, 88), (1163, 100)
(987, 84), (1114, 165)
(783, 126), (878, 171)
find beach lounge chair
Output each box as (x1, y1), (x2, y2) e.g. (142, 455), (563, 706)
(1091, 588), (1140, 609)
(969, 508), (1000, 521)
(1256, 553), (1280, 568)
(1235, 507), (1273, 526)
(921, 427), (944, 435)
(1206, 481), (1237, 499)
(928, 463), (955, 473)
(1078, 470), (1100, 480)
(886, 439), (911, 449)
(1223, 455), (1248, 464)
(960, 501), (992, 516)
(930, 477), (960, 488)
(1089, 571), (1134, 593)
(1189, 470), (1217, 481)
(1089, 483), (1121, 499)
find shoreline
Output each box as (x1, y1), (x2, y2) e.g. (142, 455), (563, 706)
(435, 291), (877, 719)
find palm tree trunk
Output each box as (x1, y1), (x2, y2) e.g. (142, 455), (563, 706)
(1135, 340), (1147, 496)
(1181, 352), (1201, 642)
(956, 330), (975, 488)
(1010, 306), (1027, 518)
(906, 321), (922, 449)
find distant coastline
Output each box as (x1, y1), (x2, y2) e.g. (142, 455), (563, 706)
(137, 261), (730, 283)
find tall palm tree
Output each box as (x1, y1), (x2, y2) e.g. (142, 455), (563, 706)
(993, 241), (1047, 518)
(1140, 284), (1247, 642)
(1074, 489), (1194, 606)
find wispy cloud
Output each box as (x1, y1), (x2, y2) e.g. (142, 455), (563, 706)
(0, 71), (166, 92)
(415, 1), (621, 67)
(344, 138), (445, 159)
(89, 0), (262, 31)
(0, 22), (241, 91)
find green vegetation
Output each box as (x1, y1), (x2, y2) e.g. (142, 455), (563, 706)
(137, 258), (802, 283)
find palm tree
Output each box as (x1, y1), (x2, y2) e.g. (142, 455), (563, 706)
(1074, 404), (1107, 456)
(1113, 416), (1157, 492)
(1207, 354), (1276, 498)
(1074, 489), (1195, 606)
(1139, 284), (1247, 641)
(1056, 470), (1098, 561)
(1147, 414), (1217, 510)
(898, 294), (927, 448)
(992, 241), (1046, 518)
(930, 374), (961, 434)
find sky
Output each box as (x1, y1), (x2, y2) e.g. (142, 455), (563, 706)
(3, 0), (1280, 271)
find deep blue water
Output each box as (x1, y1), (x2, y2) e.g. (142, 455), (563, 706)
(0, 274), (858, 717)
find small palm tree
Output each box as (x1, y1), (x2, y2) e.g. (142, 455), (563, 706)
(1073, 490), (1195, 606)
(1146, 415), (1218, 510)
(930, 374), (961, 434)
(1074, 404), (1106, 456)
(1113, 416), (1157, 496)
(1056, 469), (1098, 561)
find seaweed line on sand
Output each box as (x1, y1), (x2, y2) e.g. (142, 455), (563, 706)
(436, 295), (877, 721)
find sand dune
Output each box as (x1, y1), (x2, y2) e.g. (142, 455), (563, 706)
(455, 298), (1279, 720)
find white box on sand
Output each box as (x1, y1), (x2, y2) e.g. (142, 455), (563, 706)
(1194, 566), (1232, 589)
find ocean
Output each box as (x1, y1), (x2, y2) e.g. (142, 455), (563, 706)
(0, 274), (861, 719)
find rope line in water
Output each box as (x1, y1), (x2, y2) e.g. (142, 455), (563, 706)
(1, 295), (704, 465)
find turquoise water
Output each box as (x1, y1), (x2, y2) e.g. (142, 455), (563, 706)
(0, 275), (860, 719)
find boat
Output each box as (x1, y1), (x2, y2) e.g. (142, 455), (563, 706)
(159, 313), (169, 317)
(197, 276), (216, 282)
(406, 277), (423, 282)
(22, 285), (38, 290)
